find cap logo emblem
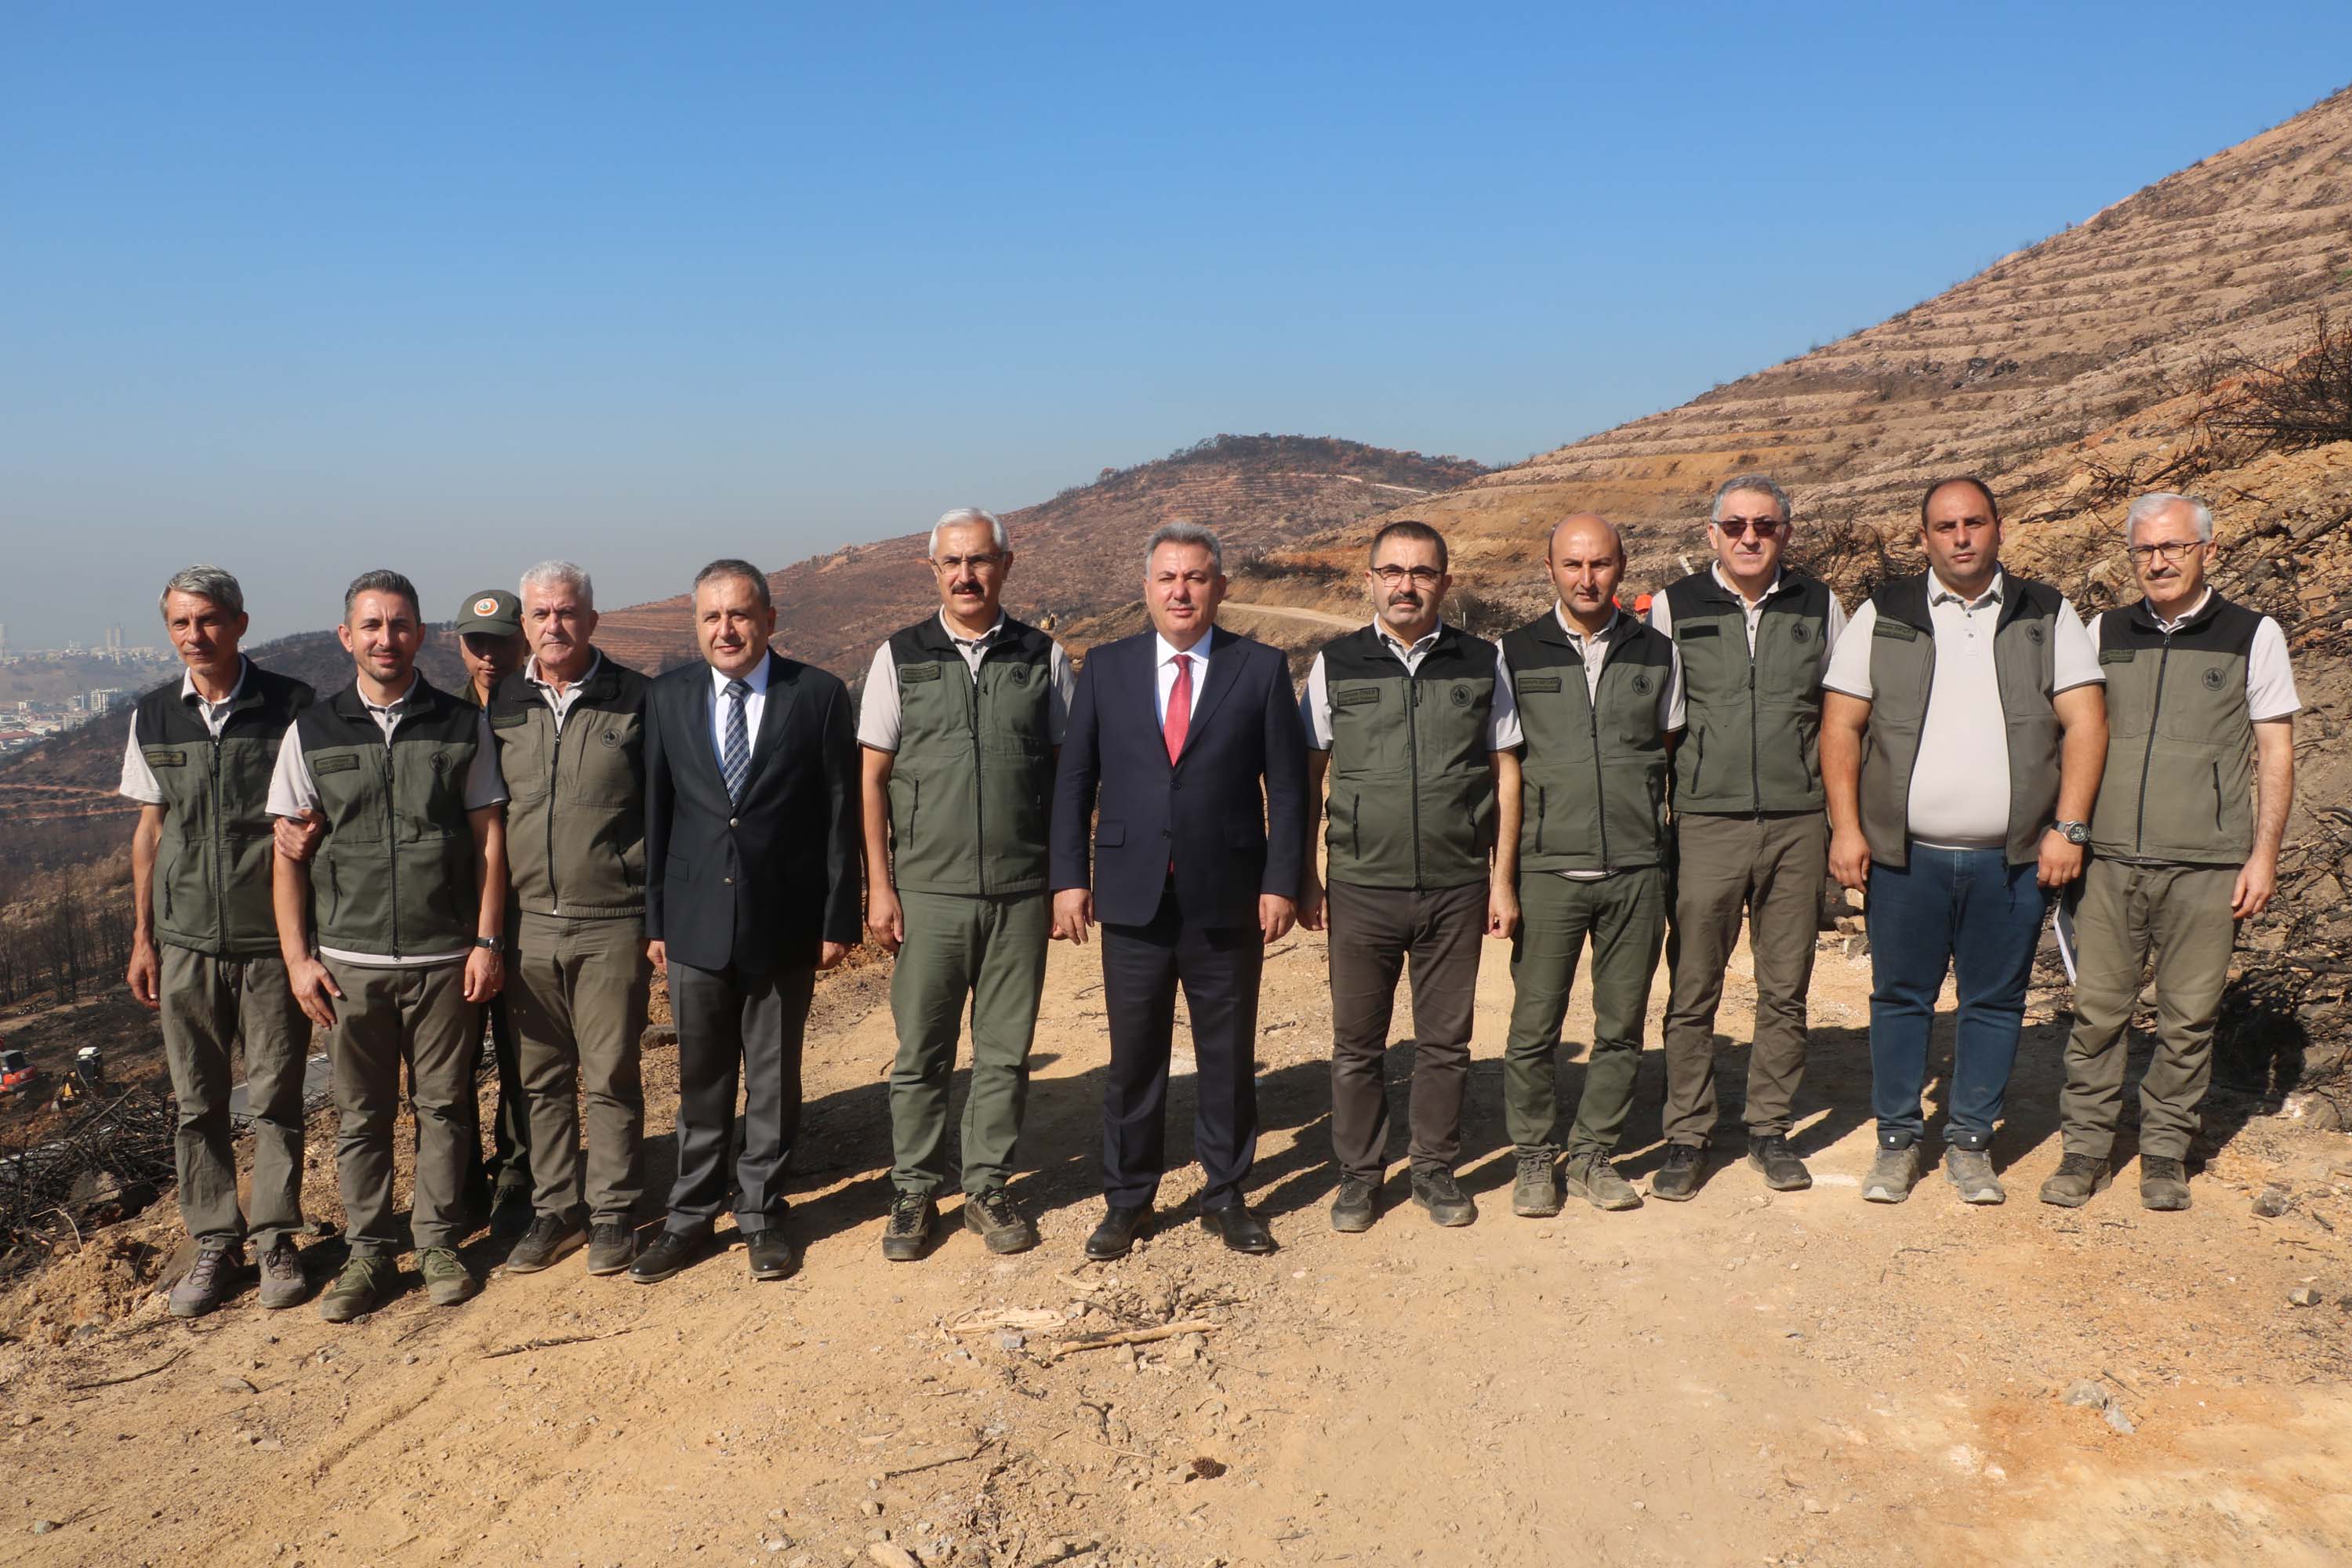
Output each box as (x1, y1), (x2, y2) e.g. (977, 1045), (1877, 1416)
(473, 597), (499, 618)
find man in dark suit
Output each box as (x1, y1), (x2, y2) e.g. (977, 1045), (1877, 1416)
(1051, 522), (1309, 1258)
(633, 558), (862, 1284)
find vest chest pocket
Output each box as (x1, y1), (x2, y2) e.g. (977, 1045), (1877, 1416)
(400, 744), (472, 840)
(574, 715), (641, 804)
(309, 750), (383, 842)
(1328, 683), (1405, 774)
(494, 715), (554, 804)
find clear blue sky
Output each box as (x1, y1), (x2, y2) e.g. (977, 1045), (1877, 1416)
(3, 3), (2347, 647)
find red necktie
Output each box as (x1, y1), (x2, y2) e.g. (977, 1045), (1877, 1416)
(1163, 652), (1192, 763)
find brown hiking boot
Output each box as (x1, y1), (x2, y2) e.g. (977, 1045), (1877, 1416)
(169, 1238), (241, 1319)
(963, 1188), (1038, 1254)
(256, 1237), (310, 1310)
(2038, 1153), (2112, 1208)
(2140, 1156), (2192, 1211)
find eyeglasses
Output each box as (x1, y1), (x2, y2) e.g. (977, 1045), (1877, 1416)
(1715, 517), (1785, 539)
(931, 553), (1005, 572)
(2125, 540), (2204, 565)
(1371, 565), (1444, 586)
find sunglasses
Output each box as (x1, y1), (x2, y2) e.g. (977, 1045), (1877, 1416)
(1715, 517), (1785, 539)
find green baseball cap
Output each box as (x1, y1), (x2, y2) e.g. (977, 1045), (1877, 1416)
(456, 589), (523, 637)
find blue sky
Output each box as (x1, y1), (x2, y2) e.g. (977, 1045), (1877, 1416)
(3, 3), (2349, 647)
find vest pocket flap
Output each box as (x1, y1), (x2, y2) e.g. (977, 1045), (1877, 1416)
(314, 753), (361, 774)
(1515, 673), (1564, 693)
(489, 710), (531, 728)
(900, 662), (942, 684)
(1674, 623), (1721, 639)
(2099, 647), (2136, 665)
(141, 747), (187, 767)
(1094, 821), (1126, 847)
(1332, 685), (1381, 707)
(1872, 619), (1920, 642)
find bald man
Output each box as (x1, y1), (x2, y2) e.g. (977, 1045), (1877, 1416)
(1492, 516), (1683, 1216)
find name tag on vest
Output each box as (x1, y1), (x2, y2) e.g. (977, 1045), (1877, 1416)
(490, 711), (530, 728)
(1515, 673), (1563, 693)
(314, 753), (361, 774)
(2099, 647), (2136, 665)
(142, 747), (187, 768)
(901, 663), (942, 683)
(1333, 686), (1381, 706)
(1872, 619), (1920, 642)
(1675, 623), (1721, 639)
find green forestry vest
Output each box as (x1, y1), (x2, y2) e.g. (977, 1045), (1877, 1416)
(883, 615), (1058, 896)
(1318, 623), (1498, 890)
(1661, 568), (1834, 814)
(1498, 612), (1675, 873)
(135, 660), (315, 957)
(294, 677), (485, 960)
(487, 656), (650, 919)
(1857, 572), (2064, 869)
(2089, 593), (2262, 866)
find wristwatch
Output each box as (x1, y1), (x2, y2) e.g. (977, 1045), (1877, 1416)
(2051, 821), (2090, 846)
(473, 935), (506, 956)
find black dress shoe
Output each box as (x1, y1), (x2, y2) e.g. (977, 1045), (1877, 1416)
(1200, 1203), (1276, 1255)
(745, 1229), (800, 1281)
(629, 1228), (710, 1285)
(1084, 1204), (1152, 1261)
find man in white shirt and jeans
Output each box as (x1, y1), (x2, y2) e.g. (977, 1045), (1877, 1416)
(1820, 477), (2107, 1206)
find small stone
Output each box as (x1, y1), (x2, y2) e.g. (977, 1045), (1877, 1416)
(868, 1544), (920, 1568)
(31, 1520), (58, 1534)
(253, 1438), (283, 1451)
(219, 1375), (258, 1395)
(2289, 1287), (2324, 1307)
(1800, 1498), (1829, 1515)
(994, 1331), (1025, 1352)
(858, 1501), (883, 1517)
(2063, 1380), (2110, 1409)
(2104, 1403), (2135, 1435)
(2253, 1187), (2295, 1218)
(764, 1538), (793, 1553)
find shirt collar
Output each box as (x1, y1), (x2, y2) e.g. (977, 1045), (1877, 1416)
(1374, 618), (1445, 656)
(1929, 568), (2005, 611)
(1710, 562), (1782, 608)
(1552, 603), (1622, 643)
(528, 651), (602, 691)
(1154, 631), (1210, 667)
(360, 676), (421, 716)
(180, 656), (249, 709)
(938, 610), (1006, 648)
(2151, 587), (2213, 632)
(711, 655), (771, 696)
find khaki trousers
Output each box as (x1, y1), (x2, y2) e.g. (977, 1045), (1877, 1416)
(888, 890), (1051, 1197)
(2060, 858), (2238, 1160)
(1660, 811), (1826, 1144)
(323, 958), (477, 1255)
(1503, 867), (1668, 1158)
(159, 944), (309, 1249)
(509, 910), (651, 1224)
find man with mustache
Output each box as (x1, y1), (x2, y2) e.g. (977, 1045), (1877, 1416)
(1494, 514), (1682, 1217)
(634, 559), (862, 1283)
(2044, 492), (2298, 1211)
(120, 566), (316, 1316)
(858, 508), (1073, 1261)
(268, 570), (510, 1319)
(1296, 520), (1514, 1232)
(1051, 522), (1308, 1258)
(1648, 476), (1846, 1200)
(1821, 477), (2107, 1205)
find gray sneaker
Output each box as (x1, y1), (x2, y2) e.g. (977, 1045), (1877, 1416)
(504, 1214), (585, 1274)
(1511, 1149), (1563, 1218)
(2038, 1153), (2111, 1208)
(169, 1237), (241, 1319)
(1944, 1148), (2005, 1205)
(419, 1247), (481, 1306)
(255, 1237), (309, 1310)
(1563, 1152), (1642, 1212)
(1862, 1145), (1921, 1203)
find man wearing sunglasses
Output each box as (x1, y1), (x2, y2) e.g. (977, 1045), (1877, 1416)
(1295, 521), (1515, 1232)
(859, 507), (1074, 1261)
(2044, 492), (2298, 1212)
(1648, 476), (1846, 1200)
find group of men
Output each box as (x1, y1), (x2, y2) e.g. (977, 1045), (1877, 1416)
(119, 473), (2298, 1322)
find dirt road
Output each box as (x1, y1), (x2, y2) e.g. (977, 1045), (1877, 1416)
(5, 925), (2351, 1567)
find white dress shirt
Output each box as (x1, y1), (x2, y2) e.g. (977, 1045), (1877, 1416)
(1152, 633), (1212, 727)
(709, 656), (772, 768)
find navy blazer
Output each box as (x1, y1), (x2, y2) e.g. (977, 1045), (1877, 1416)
(644, 651), (862, 974)
(1049, 626), (1308, 928)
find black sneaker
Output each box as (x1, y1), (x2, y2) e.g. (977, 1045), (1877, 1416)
(504, 1214), (584, 1274)
(1747, 1134), (1813, 1192)
(585, 1221), (637, 1276)
(2038, 1153), (2111, 1208)
(1410, 1169), (1476, 1228)
(1329, 1176), (1378, 1233)
(491, 1182), (535, 1240)
(2140, 1156), (2191, 1212)
(881, 1192), (935, 1262)
(1650, 1143), (1704, 1203)
(963, 1189), (1039, 1254)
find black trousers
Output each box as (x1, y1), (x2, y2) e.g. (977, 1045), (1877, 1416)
(1099, 884), (1264, 1210)
(465, 993), (531, 1209)
(663, 958), (815, 1236)
(1325, 878), (1483, 1183)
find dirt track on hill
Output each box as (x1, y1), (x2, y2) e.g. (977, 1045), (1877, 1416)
(5, 922), (2352, 1568)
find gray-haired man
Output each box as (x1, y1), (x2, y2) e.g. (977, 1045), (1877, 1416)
(121, 567), (317, 1317)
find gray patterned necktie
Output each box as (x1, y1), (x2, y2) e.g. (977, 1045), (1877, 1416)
(720, 678), (751, 801)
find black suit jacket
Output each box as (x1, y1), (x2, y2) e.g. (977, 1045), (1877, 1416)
(1050, 626), (1308, 928)
(645, 651), (862, 973)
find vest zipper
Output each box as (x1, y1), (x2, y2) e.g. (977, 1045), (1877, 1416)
(381, 743), (401, 959)
(1588, 666), (1612, 871)
(546, 705), (564, 916)
(2212, 760), (2223, 833)
(209, 728), (228, 953)
(1352, 793), (1362, 862)
(1747, 637), (1762, 815)
(1405, 673), (1423, 889)
(2132, 639), (2172, 858)
(968, 648), (988, 896)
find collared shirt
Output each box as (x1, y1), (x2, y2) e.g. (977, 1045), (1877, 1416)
(118, 658), (252, 804)
(1297, 619), (1519, 752)
(1487, 606), (1686, 752)
(708, 657), (771, 769)
(264, 676), (507, 969)
(855, 612), (1076, 753)
(1645, 564), (1849, 656)
(525, 651), (604, 736)
(1824, 569), (2103, 850)
(1153, 632), (1212, 728)
(2089, 595), (2301, 721)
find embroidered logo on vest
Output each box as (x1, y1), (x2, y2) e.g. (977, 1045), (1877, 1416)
(1631, 673), (1653, 695)
(1450, 686), (1472, 707)
(1789, 622), (1810, 642)
(2202, 666), (2227, 690)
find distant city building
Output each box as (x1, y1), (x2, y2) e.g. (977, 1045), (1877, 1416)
(89, 688), (129, 714)
(103, 624), (123, 652)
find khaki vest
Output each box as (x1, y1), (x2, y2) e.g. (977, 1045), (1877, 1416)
(883, 616), (1058, 896)
(2089, 594), (2261, 866)
(1661, 568), (1832, 814)
(1498, 613), (1675, 873)
(1319, 624), (1497, 890)
(487, 657), (650, 918)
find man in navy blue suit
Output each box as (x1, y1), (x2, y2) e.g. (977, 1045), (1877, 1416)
(1051, 522), (1309, 1258)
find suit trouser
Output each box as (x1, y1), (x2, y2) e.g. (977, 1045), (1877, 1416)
(665, 957), (815, 1235)
(1503, 867), (1668, 1158)
(1661, 811), (1826, 1145)
(1099, 884), (1265, 1210)
(159, 944), (308, 1250)
(889, 890), (1050, 1197)
(2060, 858), (2237, 1161)
(464, 990), (531, 1205)
(1324, 878), (1483, 1183)
(509, 910), (651, 1224)
(322, 958), (477, 1256)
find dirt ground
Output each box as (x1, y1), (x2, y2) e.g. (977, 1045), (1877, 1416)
(5, 918), (2351, 1568)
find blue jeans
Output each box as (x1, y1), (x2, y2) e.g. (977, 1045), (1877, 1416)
(1865, 845), (2049, 1151)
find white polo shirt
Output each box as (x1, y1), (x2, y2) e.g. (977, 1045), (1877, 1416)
(1297, 620), (1519, 753)
(855, 612), (1076, 753)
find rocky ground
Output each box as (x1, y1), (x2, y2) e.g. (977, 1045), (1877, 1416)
(5, 913), (2352, 1568)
